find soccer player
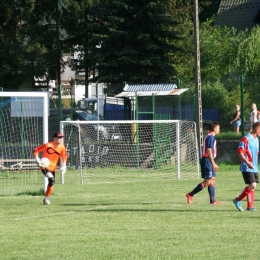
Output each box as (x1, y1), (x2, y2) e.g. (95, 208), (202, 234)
(233, 122), (260, 211)
(33, 132), (67, 205)
(186, 121), (221, 205)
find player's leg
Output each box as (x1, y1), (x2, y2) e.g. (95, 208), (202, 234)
(246, 173), (258, 210)
(201, 158), (220, 204)
(186, 158), (207, 204)
(247, 184), (255, 211)
(235, 186), (251, 201)
(41, 169), (55, 205)
(45, 173), (55, 194)
(186, 182), (206, 204)
(233, 172), (253, 211)
(198, 159), (220, 204)
(207, 178), (220, 204)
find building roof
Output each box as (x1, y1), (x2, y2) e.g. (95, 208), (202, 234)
(115, 83), (189, 98)
(215, 0), (260, 31)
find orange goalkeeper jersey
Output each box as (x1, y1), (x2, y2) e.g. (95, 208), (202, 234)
(33, 142), (67, 171)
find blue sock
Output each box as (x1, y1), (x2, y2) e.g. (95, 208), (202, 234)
(208, 185), (215, 203)
(190, 182), (205, 196)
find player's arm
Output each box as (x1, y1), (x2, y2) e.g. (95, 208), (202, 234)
(60, 146), (68, 174)
(61, 147), (67, 164)
(206, 147), (219, 171)
(237, 138), (254, 169)
(237, 152), (254, 169)
(33, 144), (47, 167)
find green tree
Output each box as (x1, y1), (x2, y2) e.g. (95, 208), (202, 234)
(199, 20), (242, 80)
(61, 0), (96, 97)
(0, 0), (33, 88)
(165, 1), (221, 81)
(30, 0), (67, 85)
(0, 0), (67, 89)
(89, 0), (181, 84)
(236, 26), (260, 77)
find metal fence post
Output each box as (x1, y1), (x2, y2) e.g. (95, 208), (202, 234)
(240, 75), (244, 137)
(58, 85), (62, 122)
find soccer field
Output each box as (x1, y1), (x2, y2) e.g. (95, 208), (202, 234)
(0, 164), (260, 260)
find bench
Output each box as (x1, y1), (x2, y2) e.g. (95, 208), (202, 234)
(0, 159), (62, 171)
(0, 159), (38, 170)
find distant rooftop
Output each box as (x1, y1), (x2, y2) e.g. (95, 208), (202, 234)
(115, 83), (189, 97)
(215, 0), (260, 31)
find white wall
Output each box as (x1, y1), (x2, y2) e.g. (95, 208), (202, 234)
(74, 83), (105, 104)
(61, 55), (75, 81)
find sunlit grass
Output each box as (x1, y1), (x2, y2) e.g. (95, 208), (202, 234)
(0, 164), (260, 259)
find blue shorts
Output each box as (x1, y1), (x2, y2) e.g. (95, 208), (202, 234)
(200, 157), (216, 179)
(234, 120), (241, 128)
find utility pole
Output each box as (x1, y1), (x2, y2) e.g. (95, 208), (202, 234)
(194, 0), (203, 158)
(55, 0), (61, 87)
(84, 1), (90, 99)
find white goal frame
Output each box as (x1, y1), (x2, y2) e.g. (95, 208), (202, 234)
(60, 120), (200, 184)
(0, 92), (49, 193)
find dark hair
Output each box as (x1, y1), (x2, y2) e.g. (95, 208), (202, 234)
(252, 122), (260, 130)
(208, 121), (220, 132)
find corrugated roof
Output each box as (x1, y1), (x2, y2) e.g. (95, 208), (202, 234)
(123, 83), (177, 92)
(115, 84), (189, 97)
(215, 0), (260, 31)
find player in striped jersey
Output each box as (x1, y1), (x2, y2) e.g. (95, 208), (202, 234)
(186, 122), (221, 205)
(233, 122), (260, 211)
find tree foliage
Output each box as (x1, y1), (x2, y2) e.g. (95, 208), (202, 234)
(0, 0), (259, 109)
(61, 0), (96, 78)
(0, 0), (33, 86)
(199, 21), (239, 79)
(236, 26), (260, 77)
(89, 0), (182, 84)
(0, 0), (69, 88)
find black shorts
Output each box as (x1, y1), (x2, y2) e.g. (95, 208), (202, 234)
(41, 168), (55, 177)
(242, 172), (259, 184)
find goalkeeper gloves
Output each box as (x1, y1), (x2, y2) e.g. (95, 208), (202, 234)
(35, 157), (42, 167)
(60, 164), (67, 175)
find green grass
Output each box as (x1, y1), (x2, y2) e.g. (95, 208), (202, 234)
(0, 163), (260, 259)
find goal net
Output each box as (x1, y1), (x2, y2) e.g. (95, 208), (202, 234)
(0, 92), (49, 196)
(61, 120), (200, 184)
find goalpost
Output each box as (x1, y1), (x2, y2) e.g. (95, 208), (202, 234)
(0, 92), (49, 196)
(60, 120), (200, 184)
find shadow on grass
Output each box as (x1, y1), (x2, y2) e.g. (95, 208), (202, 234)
(16, 189), (44, 196)
(75, 208), (236, 212)
(61, 202), (162, 207)
(60, 202), (237, 212)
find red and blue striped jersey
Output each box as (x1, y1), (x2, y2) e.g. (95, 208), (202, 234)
(202, 133), (217, 158)
(238, 133), (259, 172)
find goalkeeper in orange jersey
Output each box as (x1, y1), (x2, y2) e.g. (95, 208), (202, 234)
(33, 132), (67, 205)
